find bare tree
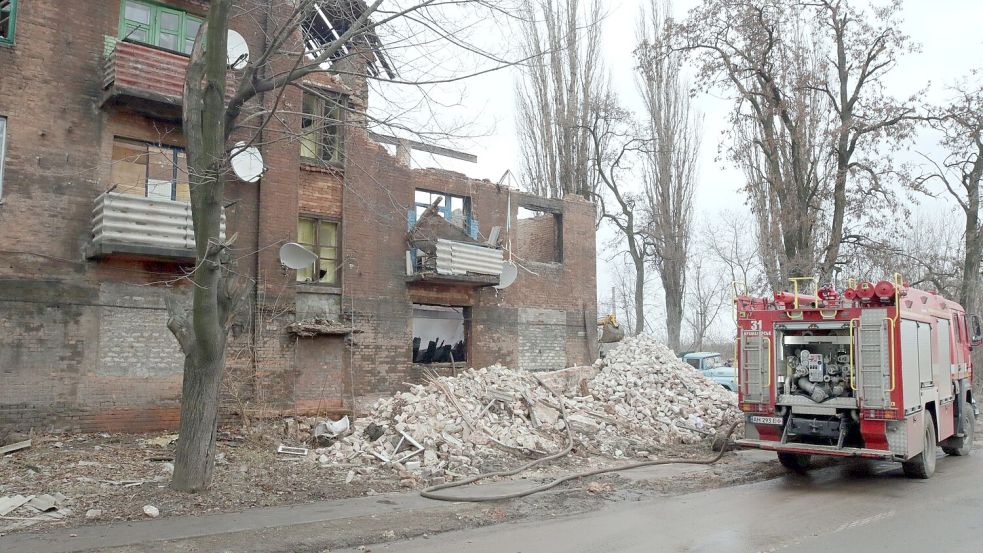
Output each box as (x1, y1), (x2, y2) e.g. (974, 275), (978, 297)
(916, 79), (983, 312)
(684, 256), (727, 351)
(674, 0), (915, 288)
(515, 0), (604, 198)
(703, 210), (766, 295)
(636, 0), (699, 351)
(587, 93), (652, 335)
(170, 0), (523, 492)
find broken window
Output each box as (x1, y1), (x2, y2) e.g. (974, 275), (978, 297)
(412, 305), (468, 364)
(110, 138), (189, 201)
(0, 0), (16, 44)
(515, 206), (562, 263)
(297, 216), (341, 285)
(300, 91), (345, 165)
(414, 189), (471, 230)
(119, 0), (202, 55)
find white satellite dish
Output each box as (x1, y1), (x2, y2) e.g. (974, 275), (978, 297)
(279, 242), (317, 270)
(230, 141), (264, 183)
(494, 262), (518, 289)
(227, 30), (249, 70)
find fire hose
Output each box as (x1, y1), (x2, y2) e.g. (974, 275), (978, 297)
(420, 375), (743, 502)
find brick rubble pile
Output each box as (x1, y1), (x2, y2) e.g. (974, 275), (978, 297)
(316, 335), (740, 480)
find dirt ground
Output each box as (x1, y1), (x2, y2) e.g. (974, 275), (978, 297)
(0, 419), (721, 536)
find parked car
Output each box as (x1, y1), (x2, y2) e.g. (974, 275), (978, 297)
(680, 352), (737, 392)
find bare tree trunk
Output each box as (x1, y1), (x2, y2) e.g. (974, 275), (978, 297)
(633, 247), (646, 336)
(170, 0), (232, 492)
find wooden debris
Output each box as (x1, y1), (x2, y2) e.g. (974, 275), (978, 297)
(0, 439), (32, 456)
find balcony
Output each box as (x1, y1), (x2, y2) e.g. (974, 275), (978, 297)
(407, 238), (504, 286)
(101, 39), (235, 120)
(87, 192), (226, 260)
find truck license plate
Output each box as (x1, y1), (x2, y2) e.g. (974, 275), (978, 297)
(749, 416), (783, 425)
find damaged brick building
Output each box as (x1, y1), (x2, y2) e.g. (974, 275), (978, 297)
(0, 0), (597, 432)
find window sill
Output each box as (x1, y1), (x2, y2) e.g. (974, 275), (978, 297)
(296, 283), (342, 295)
(300, 161), (345, 175)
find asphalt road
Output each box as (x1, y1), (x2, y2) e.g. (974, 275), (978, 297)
(345, 450), (983, 553)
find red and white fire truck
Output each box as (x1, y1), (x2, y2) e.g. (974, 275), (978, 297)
(735, 277), (980, 478)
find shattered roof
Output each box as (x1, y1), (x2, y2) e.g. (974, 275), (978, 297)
(301, 0), (396, 79)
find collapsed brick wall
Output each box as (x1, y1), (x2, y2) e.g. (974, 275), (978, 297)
(0, 1), (596, 432)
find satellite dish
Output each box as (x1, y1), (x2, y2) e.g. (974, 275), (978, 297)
(279, 242), (317, 270)
(494, 262), (518, 289)
(230, 141), (264, 183)
(227, 30), (249, 70)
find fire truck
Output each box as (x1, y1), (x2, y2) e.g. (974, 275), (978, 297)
(735, 277), (980, 478)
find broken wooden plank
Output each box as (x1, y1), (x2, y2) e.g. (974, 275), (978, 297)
(276, 444), (308, 456)
(0, 439), (32, 456)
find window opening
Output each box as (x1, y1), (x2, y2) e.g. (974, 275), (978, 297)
(119, 0), (203, 55)
(300, 91), (345, 164)
(412, 305), (467, 364)
(297, 216), (340, 285)
(0, 0), (17, 44)
(515, 206), (562, 263)
(413, 189), (471, 230)
(110, 138), (188, 201)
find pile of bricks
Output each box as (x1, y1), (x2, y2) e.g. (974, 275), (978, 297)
(314, 335), (740, 478)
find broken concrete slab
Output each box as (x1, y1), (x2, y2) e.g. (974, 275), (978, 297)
(0, 439), (32, 456)
(0, 494), (33, 517)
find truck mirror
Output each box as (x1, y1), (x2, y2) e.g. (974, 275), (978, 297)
(972, 314), (983, 348)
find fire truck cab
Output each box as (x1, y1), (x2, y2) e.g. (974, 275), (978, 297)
(735, 278), (981, 478)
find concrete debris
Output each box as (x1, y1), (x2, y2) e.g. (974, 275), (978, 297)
(85, 508), (103, 520)
(286, 318), (357, 337)
(314, 416), (351, 440)
(0, 492), (71, 532)
(316, 335), (739, 476)
(142, 505), (160, 518)
(0, 439), (32, 456)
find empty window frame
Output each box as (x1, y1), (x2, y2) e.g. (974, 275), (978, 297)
(297, 216), (341, 285)
(300, 91), (345, 165)
(515, 206), (562, 263)
(0, 0), (16, 44)
(412, 305), (468, 364)
(110, 138), (189, 201)
(414, 189), (471, 229)
(119, 0), (203, 55)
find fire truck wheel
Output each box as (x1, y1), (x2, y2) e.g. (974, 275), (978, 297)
(941, 408), (975, 457)
(902, 416), (937, 479)
(777, 452), (811, 473)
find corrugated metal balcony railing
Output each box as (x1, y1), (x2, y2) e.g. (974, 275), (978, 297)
(408, 238), (503, 286)
(88, 192), (225, 260)
(101, 39), (236, 117)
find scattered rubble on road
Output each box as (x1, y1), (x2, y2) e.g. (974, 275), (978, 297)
(0, 335), (740, 533)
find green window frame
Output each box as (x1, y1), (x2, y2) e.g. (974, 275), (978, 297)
(119, 0), (203, 55)
(300, 91), (345, 165)
(296, 217), (341, 285)
(0, 0), (17, 45)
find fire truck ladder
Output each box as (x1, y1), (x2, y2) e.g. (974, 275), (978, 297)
(855, 309), (892, 409)
(741, 331), (770, 404)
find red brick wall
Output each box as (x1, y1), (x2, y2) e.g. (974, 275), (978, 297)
(0, 1), (596, 432)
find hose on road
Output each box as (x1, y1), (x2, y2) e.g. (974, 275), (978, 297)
(420, 374), (743, 503)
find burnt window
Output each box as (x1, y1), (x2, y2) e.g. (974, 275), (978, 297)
(515, 206), (562, 263)
(0, 0), (16, 45)
(297, 216), (341, 285)
(412, 305), (468, 364)
(300, 91), (345, 165)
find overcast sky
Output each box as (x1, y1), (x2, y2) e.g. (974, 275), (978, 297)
(391, 0), (983, 337)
